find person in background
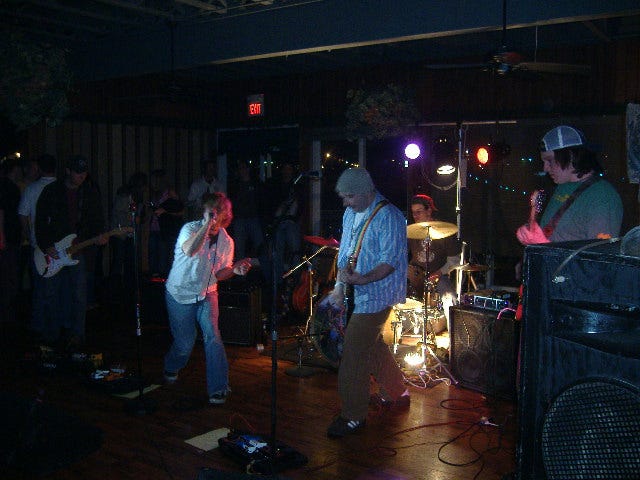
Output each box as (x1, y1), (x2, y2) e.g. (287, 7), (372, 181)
(163, 192), (253, 405)
(149, 169), (184, 278)
(18, 154), (57, 333)
(110, 172), (147, 298)
(268, 162), (303, 283)
(35, 155), (107, 347)
(228, 159), (264, 260)
(516, 125), (623, 245)
(187, 159), (223, 220)
(0, 157), (22, 323)
(325, 168), (409, 438)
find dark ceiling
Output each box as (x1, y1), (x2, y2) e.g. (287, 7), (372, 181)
(3, 0), (640, 83)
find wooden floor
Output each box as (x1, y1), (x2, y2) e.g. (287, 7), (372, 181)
(1, 293), (517, 480)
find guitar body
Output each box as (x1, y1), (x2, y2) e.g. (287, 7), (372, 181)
(34, 227), (133, 278)
(34, 234), (79, 278)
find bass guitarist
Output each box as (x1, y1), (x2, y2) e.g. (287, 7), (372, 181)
(34, 155), (108, 347)
(325, 168), (409, 439)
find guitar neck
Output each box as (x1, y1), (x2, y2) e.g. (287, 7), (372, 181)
(66, 228), (128, 256)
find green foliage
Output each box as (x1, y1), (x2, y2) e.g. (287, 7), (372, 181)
(345, 84), (420, 140)
(0, 33), (72, 130)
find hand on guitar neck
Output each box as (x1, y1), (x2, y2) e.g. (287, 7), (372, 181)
(516, 189), (549, 245)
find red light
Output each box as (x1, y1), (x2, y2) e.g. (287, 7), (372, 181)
(476, 147), (490, 165)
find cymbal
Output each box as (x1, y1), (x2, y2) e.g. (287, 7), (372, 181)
(407, 221), (458, 240)
(303, 235), (340, 248)
(453, 263), (489, 272)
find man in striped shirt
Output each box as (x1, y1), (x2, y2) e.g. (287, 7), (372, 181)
(326, 168), (410, 438)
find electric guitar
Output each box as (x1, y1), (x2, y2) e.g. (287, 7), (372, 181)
(34, 227), (133, 278)
(516, 189), (545, 320)
(343, 255), (356, 322)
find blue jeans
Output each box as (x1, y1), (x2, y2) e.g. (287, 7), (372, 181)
(164, 290), (228, 396)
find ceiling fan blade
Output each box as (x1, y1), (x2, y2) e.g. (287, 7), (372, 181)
(515, 61), (591, 75)
(425, 62), (488, 70)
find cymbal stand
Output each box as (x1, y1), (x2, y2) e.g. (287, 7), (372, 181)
(281, 246), (329, 377)
(419, 229), (458, 385)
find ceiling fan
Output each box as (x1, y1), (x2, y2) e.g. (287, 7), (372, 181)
(427, 0), (591, 77)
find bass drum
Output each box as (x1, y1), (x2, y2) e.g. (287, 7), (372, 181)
(310, 295), (347, 369)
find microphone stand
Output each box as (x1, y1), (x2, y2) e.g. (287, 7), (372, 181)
(419, 229), (458, 385)
(124, 202), (157, 415)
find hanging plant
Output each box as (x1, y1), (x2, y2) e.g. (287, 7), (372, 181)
(0, 34), (72, 130)
(345, 83), (420, 140)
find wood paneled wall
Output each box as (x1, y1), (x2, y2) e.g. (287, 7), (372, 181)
(21, 37), (640, 269)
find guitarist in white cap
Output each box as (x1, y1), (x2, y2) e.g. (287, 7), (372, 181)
(517, 125), (622, 245)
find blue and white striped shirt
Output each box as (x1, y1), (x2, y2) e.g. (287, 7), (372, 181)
(337, 192), (407, 313)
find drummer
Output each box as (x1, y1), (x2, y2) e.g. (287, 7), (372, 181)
(408, 194), (460, 301)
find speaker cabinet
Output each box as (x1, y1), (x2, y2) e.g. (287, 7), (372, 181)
(518, 241), (640, 480)
(218, 284), (262, 346)
(449, 305), (520, 399)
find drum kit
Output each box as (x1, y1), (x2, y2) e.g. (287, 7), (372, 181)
(297, 223), (486, 378)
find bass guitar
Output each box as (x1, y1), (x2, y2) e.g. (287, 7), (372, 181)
(34, 227), (133, 278)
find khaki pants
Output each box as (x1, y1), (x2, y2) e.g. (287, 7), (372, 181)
(338, 308), (405, 421)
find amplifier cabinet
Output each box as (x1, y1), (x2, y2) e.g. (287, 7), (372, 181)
(449, 305), (520, 400)
(218, 286), (262, 346)
(518, 241), (640, 480)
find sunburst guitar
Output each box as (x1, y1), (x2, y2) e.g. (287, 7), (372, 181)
(34, 227), (133, 278)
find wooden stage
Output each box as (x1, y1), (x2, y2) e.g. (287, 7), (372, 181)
(1, 297), (517, 480)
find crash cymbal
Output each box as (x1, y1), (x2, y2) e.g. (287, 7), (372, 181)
(303, 235), (340, 248)
(453, 263), (489, 272)
(407, 221), (458, 240)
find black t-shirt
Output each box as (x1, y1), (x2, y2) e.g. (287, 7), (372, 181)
(0, 177), (21, 246)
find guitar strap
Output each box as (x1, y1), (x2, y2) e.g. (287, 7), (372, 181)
(542, 175), (598, 238)
(342, 200), (388, 322)
(349, 200), (389, 265)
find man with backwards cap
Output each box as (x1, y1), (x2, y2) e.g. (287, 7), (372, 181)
(325, 167), (409, 438)
(35, 155), (107, 347)
(517, 125), (622, 245)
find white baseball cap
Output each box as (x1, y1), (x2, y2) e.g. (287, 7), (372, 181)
(541, 125), (586, 152)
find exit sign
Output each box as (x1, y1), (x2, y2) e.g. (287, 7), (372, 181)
(247, 94), (264, 117)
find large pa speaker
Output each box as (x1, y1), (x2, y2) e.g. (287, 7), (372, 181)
(449, 305), (519, 399)
(218, 282), (262, 346)
(518, 241), (640, 480)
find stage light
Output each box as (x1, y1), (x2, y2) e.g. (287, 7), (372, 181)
(476, 146), (490, 165)
(432, 136), (457, 175)
(475, 142), (511, 166)
(404, 143), (421, 160)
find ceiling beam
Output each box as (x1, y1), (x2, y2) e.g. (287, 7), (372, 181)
(69, 0), (640, 81)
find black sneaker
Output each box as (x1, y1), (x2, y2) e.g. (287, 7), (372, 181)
(163, 371), (178, 384)
(209, 388), (230, 405)
(327, 416), (365, 438)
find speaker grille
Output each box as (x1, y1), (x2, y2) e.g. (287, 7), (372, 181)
(542, 380), (640, 479)
(449, 306), (519, 399)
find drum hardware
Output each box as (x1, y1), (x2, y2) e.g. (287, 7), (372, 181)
(452, 263), (489, 292)
(282, 244), (337, 377)
(400, 224), (458, 384)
